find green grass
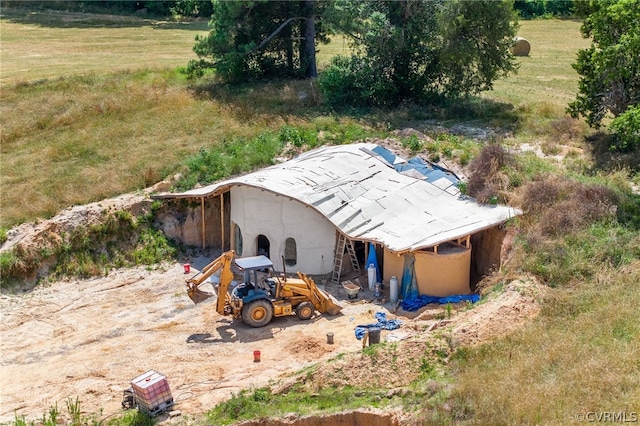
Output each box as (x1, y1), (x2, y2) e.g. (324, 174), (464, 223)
(12, 397), (153, 426)
(0, 7), (210, 85)
(518, 221), (640, 286)
(485, 19), (593, 143)
(487, 19), (590, 113)
(208, 384), (394, 425)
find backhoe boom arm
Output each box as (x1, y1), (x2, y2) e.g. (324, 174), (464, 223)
(186, 250), (236, 316)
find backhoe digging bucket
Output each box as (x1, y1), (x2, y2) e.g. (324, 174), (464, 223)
(187, 284), (215, 304)
(320, 290), (343, 316)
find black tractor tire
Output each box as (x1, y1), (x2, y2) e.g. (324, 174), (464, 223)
(242, 299), (274, 328)
(296, 302), (315, 320)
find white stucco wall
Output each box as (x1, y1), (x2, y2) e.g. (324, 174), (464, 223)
(230, 186), (336, 275)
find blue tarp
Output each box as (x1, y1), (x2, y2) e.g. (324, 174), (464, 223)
(371, 145), (460, 185)
(400, 253), (419, 301)
(372, 145), (398, 166)
(366, 242), (381, 283)
(395, 158), (459, 185)
(401, 294), (481, 311)
(354, 312), (403, 340)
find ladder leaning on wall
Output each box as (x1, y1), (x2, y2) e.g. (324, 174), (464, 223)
(331, 232), (361, 285)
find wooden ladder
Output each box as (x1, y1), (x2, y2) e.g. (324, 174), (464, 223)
(331, 232), (361, 284)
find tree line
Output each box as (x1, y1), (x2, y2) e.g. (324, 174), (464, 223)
(0, 0), (582, 19)
(2, 0), (214, 18)
(7, 0), (637, 148)
(188, 0), (520, 107)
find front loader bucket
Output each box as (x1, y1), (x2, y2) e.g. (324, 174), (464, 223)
(187, 286), (215, 304)
(295, 271), (343, 316)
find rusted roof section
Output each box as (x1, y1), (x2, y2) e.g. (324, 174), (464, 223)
(153, 143), (521, 252)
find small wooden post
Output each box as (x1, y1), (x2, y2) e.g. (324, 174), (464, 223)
(220, 193), (225, 250)
(200, 197), (206, 249)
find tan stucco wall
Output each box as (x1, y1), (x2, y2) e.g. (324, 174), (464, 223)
(384, 244), (471, 297)
(415, 245), (471, 296)
(230, 186), (336, 275)
(383, 247), (404, 284)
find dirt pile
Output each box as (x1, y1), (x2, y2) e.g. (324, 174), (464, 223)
(296, 277), (545, 393)
(1, 180), (173, 288)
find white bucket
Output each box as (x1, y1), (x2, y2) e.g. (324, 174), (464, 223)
(390, 276), (399, 303)
(367, 264), (376, 291)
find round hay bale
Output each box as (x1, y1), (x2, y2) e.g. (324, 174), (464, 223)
(510, 36), (531, 56)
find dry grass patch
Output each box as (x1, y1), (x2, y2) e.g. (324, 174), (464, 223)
(550, 116), (589, 142)
(0, 72), (287, 227)
(517, 176), (619, 236)
(445, 262), (640, 425)
(0, 8), (209, 85)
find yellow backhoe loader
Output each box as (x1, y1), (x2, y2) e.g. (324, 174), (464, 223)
(185, 250), (342, 327)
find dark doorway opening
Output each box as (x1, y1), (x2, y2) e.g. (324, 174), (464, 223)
(257, 234), (270, 259)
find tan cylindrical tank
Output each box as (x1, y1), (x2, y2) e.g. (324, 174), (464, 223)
(415, 243), (471, 297)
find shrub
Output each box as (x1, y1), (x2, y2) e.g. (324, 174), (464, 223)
(617, 192), (640, 229)
(278, 125), (319, 148)
(609, 105), (640, 152)
(401, 135), (423, 153)
(317, 55), (410, 108)
(466, 144), (514, 203)
(550, 116), (587, 141)
(520, 176), (619, 236)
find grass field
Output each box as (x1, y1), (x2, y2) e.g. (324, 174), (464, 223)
(0, 7), (351, 86)
(0, 8), (209, 85)
(489, 19), (590, 108)
(2, 8), (639, 426)
(0, 12), (590, 228)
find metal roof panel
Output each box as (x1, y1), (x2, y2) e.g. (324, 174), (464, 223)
(153, 143), (521, 252)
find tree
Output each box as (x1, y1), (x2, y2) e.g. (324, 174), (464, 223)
(318, 0), (518, 106)
(513, 0), (575, 19)
(164, 1), (214, 18)
(567, 0), (640, 149)
(609, 106), (640, 151)
(187, 0), (327, 81)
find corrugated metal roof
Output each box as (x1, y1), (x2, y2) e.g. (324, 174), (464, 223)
(153, 143), (521, 253)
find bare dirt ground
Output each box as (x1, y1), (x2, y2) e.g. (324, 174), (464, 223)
(0, 259), (383, 423)
(0, 251), (544, 425)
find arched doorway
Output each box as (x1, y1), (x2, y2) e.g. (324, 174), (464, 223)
(257, 234), (270, 258)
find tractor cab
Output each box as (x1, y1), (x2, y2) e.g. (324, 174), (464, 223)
(232, 255), (276, 299)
